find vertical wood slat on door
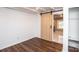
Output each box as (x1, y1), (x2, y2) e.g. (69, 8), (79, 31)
(41, 12), (53, 41)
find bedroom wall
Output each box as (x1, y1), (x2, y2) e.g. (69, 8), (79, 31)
(0, 8), (41, 49)
(69, 8), (79, 41)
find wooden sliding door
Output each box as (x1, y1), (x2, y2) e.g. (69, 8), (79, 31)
(41, 12), (53, 41)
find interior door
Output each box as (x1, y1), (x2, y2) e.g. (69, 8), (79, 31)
(41, 12), (53, 41)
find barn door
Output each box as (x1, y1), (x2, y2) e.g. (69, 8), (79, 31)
(41, 12), (53, 41)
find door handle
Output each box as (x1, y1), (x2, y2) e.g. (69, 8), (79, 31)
(50, 25), (52, 28)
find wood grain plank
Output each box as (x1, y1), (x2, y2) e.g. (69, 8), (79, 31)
(0, 37), (63, 52)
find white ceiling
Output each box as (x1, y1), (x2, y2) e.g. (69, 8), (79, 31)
(6, 7), (63, 14)
(24, 7), (63, 13)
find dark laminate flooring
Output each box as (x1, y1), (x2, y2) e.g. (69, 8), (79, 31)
(68, 39), (79, 52)
(68, 46), (79, 52)
(0, 37), (63, 52)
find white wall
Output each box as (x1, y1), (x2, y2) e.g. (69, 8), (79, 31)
(0, 8), (40, 50)
(69, 8), (79, 41)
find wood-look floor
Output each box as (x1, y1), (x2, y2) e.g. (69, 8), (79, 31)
(0, 37), (63, 52)
(68, 46), (79, 52)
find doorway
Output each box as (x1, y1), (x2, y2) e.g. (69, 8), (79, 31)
(41, 11), (63, 44)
